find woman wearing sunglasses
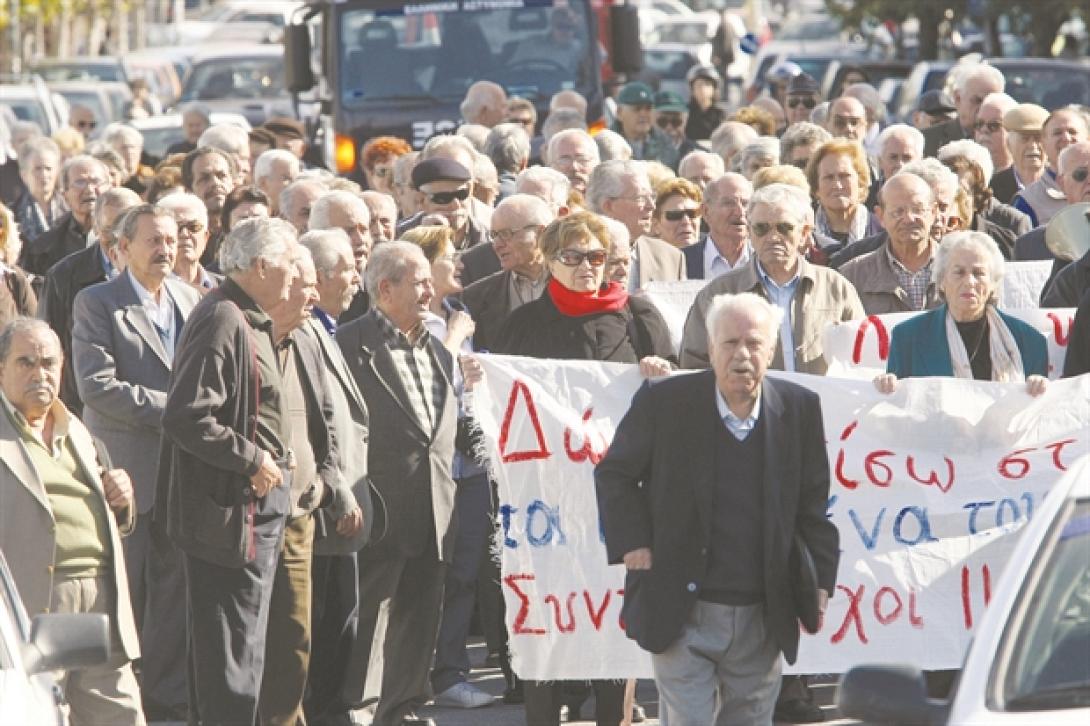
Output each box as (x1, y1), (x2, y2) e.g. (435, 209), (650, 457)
(494, 212), (675, 726)
(651, 178), (703, 248)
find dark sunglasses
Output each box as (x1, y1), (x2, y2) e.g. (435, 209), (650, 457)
(1071, 167), (1089, 183)
(972, 120), (1003, 134)
(787, 97), (817, 110)
(425, 187), (471, 205)
(663, 208), (700, 221)
(76, 120), (97, 129)
(555, 248), (608, 267)
(751, 221), (797, 237)
(656, 115), (684, 129)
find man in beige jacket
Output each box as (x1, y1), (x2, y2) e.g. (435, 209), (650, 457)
(0, 317), (143, 725)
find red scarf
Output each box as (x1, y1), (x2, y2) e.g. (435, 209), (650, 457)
(548, 278), (629, 317)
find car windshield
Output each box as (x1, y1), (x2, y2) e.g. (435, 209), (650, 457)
(0, 97), (49, 130)
(338, 0), (594, 105)
(644, 50), (698, 81)
(55, 91), (110, 125)
(657, 21), (713, 45)
(182, 57), (285, 101)
(995, 65), (1090, 108)
(33, 63), (124, 83)
(998, 499), (1090, 711)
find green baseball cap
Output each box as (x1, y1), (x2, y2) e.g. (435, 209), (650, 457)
(618, 81), (655, 106)
(653, 90), (687, 114)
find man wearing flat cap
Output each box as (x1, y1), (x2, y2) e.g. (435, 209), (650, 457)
(613, 81), (682, 170)
(263, 117), (307, 161)
(785, 73), (821, 127)
(912, 90), (957, 131)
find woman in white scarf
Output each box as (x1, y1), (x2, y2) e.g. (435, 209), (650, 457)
(874, 230), (1049, 395)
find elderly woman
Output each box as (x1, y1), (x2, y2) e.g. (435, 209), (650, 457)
(651, 177), (702, 248)
(738, 137), (780, 180)
(806, 139), (880, 247)
(12, 136), (65, 244)
(493, 210), (675, 726)
(360, 136), (412, 195)
(937, 139), (1031, 258)
(874, 231), (1047, 395)
(0, 202), (36, 326)
(779, 122), (831, 172)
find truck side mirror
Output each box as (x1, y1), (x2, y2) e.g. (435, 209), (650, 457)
(609, 5), (643, 75)
(285, 24), (315, 94)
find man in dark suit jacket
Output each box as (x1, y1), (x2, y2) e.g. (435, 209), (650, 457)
(335, 241), (459, 726)
(38, 187), (141, 415)
(596, 292), (839, 725)
(921, 66), (1004, 157)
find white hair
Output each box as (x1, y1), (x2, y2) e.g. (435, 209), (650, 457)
(546, 128), (598, 167)
(299, 228), (352, 277)
(392, 152), (420, 186)
(493, 193), (554, 228)
(594, 130), (633, 162)
(738, 137), (780, 171)
(938, 139), (995, 185)
(955, 64), (1005, 96)
(747, 182), (812, 226)
(843, 83), (885, 122)
(459, 81), (505, 123)
(102, 122), (143, 148)
(455, 124), (490, 152)
(932, 230), (1004, 294)
(156, 191), (209, 228)
(218, 216), (297, 275)
(484, 123), (531, 173)
(17, 136), (60, 169)
(279, 178), (328, 220)
(474, 152), (498, 190)
(365, 240), (428, 295)
(601, 216), (630, 250)
(877, 123), (925, 158)
(678, 150), (726, 180)
(901, 158), (961, 200)
(515, 166), (571, 210)
(585, 159), (644, 214)
(705, 292), (784, 344)
(1058, 141), (1090, 176)
(309, 190), (368, 231)
(253, 149), (300, 184)
(198, 123), (249, 155)
(779, 122), (831, 164)
(541, 108), (587, 144)
(422, 134), (477, 163)
(61, 154), (109, 190)
(979, 92), (1017, 115)
(710, 121), (758, 162)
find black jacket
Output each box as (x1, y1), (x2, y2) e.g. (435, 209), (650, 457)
(685, 100), (725, 142)
(1063, 287), (1090, 377)
(990, 166), (1021, 206)
(461, 269), (520, 353)
(1041, 251), (1090, 309)
(19, 212), (90, 279)
(595, 371), (839, 663)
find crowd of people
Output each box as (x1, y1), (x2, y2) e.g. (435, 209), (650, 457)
(0, 55), (1089, 726)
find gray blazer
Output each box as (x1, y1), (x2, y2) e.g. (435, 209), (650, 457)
(71, 273), (200, 514)
(336, 310), (459, 562)
(304, 316), (378, 555)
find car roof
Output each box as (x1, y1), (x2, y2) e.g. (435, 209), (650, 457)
(190, 45), (284, 63)
(127, 112), (252, 131)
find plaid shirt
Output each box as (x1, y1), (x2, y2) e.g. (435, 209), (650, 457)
(375, 309), (443, 433)
(886, 246), (934, 311)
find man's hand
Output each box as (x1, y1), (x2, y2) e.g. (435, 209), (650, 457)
(250, 450), (284, 498)
(336, 506), (364, 537)
(816, 588), (829, 631)
(623, 547), (652, 570)
(101, 469), (134, 512)
(460, 355), (484, 392)
(873, 373), (898, 394)
(638, 356), (672, 379)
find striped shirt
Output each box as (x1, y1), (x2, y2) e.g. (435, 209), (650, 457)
(375, 309), (443, 433)
(886, 246), (933, 311)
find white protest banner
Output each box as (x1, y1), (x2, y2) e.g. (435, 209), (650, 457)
(998, 260), (1054, 309)
(469, 355), (1090, 679)
(642, 279), (711, 351)
(822, 308), (1076, 380)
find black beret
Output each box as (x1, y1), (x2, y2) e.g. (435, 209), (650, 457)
(787, 73), (820, 96)
(917, 89), (956, 115)
(411, 158), (472, 189)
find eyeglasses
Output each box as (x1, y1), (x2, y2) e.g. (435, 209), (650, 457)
(656, 115), (684, 129)
(751, 221), (796, 237)
(833, 115), (864, 129)
(787, 97), (817, 109)
(507, 116), (534, 128)
(68, 177), (109, 191)
(555, 248), (608, 267)
(663, 208), (700, 222)
(885, 204), (932, 221)
(178, 220), (206, 236)
(972, 120), (1003, 134)
(492, 223), (540, 243)
(618, 193), (655, 207)
(553, 154), (595, 168)
(75, 120), (97, 130)
(425, 187), (471, 205)
(1071, 167), (1089, 183)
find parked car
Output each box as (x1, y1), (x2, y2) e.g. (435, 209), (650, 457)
(129, 111), (251, 160)
(29, 57), (129, 85)
(891, 59), (953, 123)
(153, 0), (302, 46)
(637, 43), (713, 99)
(0, 549), (111, 725)
(822, 59), (914, 100)
(177, 45), (294, 127)
(47, 81), (132, 125)
(0, 76), (65, 134)
(839, 455), (1090, 724)
(124, 52), (185, 108)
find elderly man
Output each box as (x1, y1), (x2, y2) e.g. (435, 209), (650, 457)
(973, 93), (1019, 203)
(681, 182), (864, 371)
(167, 103), (212, 156)
(181, 146), (237, 265)
(39, 187), (141, 414)
(596, 291), (840, 726)
(0, 318), (144, 724)
(460, 81), (507, 127)
(839, 172), (942, 315)
(254, 149), (301, 216)
(198, 123), (252, 184)
(613, 81), (681, 169)
(923, 64), (1005, 156)
(335, 242), (459, 726)
(710, 121), (758, 170)
(683, 172), (752, 280)
(362, 190), (398, 244)
(515, 166), (571, 217)
(485, 123), (531, 201)
(462, 194), (553, 352)
(309, 190), (373, 272)
(392, 151), (424, 220)
(1024, 143), (1090, 306)
(587, 160), (685, 290)
(785, 73), (821, 127)
(102, 124), (151, 196)
(876, 124), (924, 184)
(678, 150), (726, 192)
(912, 89), (957, 130)
(280, 177), (328, 234)
(20, 154), (111, 277)
(12, 136), (65, 245)
(824, 96), (868, 145)
(158, 217), (332, 723)
(547, 128), (599, 195)
(69, 103), (99, 139)
(71, 204), (201, 719)
(157, 192), (221, 294)
(1012, 105), (1089, 227)
(605, 217), (634, 288)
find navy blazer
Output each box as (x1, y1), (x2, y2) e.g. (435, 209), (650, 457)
(682, 237), (708, 280)
(886, 305), (1048, 379)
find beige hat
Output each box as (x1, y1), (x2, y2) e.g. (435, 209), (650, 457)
(1003, 103), (1049, 133)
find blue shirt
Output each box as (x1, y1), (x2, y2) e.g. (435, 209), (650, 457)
(756, 261), (801, 373)
(99, 246), (117, 280)
(312, 307), (337, 337)
(715, 384), (761, 441)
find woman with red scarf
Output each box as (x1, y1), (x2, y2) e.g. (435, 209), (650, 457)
(493, 211), (675, 726)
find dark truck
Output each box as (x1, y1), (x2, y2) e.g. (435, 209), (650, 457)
(284, 0), (642, 174)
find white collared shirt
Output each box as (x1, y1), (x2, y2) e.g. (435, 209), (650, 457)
(715, 383), (761, 441)
(128, 270), (177, 356)
(704, 237), (751, 280)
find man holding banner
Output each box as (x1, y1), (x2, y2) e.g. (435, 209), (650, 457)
(595, 292), (840, 725)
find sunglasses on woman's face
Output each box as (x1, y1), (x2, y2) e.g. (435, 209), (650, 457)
(555, 248), (608, 267)
(425, 187), (471, 205)
(787, 97), (817, 110)
(663, 208), (700, 221)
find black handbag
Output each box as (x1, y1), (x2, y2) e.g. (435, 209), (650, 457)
(790, 533), (821, 634)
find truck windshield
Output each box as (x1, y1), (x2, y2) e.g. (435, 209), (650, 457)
(339, 0), (594, 106)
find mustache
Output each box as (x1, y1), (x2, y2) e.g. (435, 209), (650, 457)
(153, 254), (173, 264)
